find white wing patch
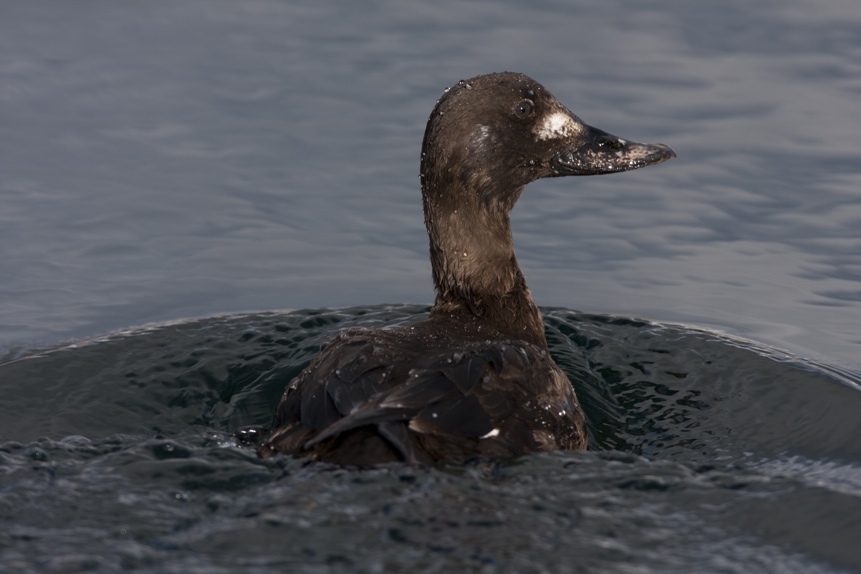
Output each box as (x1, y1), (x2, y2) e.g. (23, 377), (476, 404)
(480, 428), (500, 439)
(534, 111), (580, 140)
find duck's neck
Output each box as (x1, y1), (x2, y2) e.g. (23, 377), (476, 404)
(422, 182), (547, 347)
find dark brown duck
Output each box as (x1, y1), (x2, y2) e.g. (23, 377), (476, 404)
(259, 72), (674, 465)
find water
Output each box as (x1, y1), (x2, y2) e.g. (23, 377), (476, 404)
(2, 1), (861, 572)
(3, 307), (861, 573)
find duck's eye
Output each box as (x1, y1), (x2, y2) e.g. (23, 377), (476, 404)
(515, 99), (534, 118)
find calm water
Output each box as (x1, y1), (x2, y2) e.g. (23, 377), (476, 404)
(2, 1), (861, 572)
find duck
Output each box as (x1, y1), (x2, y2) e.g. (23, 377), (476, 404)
(258, 72), (674, 465)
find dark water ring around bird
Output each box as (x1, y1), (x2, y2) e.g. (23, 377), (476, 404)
(2, 305), (861, 572)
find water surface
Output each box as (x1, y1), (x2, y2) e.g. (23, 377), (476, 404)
(3, 307), (861, 572)
(2, 1), (861, 572)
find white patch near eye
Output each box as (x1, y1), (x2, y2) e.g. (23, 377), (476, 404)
(480, 428), (500, 439)
(534, 111), (580, 140)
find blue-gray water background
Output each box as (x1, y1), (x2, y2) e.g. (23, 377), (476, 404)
(3, 0), (860, 372)
(2, 1), (861, 573)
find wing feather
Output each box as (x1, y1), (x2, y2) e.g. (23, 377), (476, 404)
(260, 327), (584, 463)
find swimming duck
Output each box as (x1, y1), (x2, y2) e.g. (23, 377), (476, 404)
(259, 72), (674, 465)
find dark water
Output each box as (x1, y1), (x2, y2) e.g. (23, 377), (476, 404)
(3, 307), (861, 573)
(3, 0), (861, 572)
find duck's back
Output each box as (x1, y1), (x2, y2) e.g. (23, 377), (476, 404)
(259, 320), (587, 465)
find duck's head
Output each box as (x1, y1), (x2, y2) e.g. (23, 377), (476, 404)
(420, 72), (675, 330)
(420, 72), (675, 214)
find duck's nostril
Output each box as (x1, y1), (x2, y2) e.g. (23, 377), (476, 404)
(602, 138), (624, 151)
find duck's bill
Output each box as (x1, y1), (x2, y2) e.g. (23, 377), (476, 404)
(549, 123), (675, 176)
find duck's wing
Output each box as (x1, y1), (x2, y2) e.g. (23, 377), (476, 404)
(260, 328), (546, 463)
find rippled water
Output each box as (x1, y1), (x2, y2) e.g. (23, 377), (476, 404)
(3, 307), (861, 573)
(3, 0), (861, 572)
